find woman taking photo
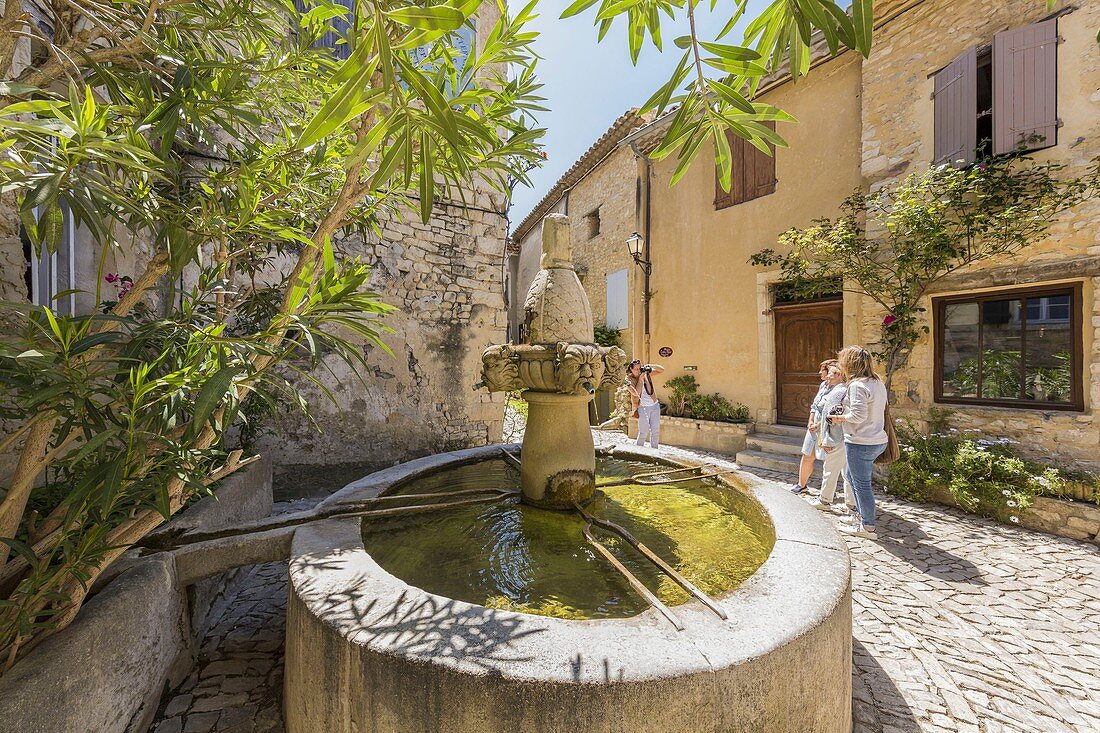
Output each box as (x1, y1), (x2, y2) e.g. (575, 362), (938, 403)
(627, 359), (665, 449)
(830, 346), (888, 539)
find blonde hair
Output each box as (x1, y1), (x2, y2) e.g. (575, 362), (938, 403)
(837, 346), (880, 382)
(819, 358), (838, 371)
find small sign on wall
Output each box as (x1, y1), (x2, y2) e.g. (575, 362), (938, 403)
(658, 346), (673, 357)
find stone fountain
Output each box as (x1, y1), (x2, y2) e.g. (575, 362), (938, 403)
(281, 213), (852, 733)
(480, 213), (627, 508)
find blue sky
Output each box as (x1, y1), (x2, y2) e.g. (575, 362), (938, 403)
(508, 0), (771, 230)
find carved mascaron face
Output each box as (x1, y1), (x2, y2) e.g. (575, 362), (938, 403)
(555, 343), (605, 395)
(600, 346), (628, 389)
(480, 344), (522, 392)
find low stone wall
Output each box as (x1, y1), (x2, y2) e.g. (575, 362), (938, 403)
(1020, 497), (1100, 545)
(885, 477), (1100, 546)
(0, 458), (273, 733)
(629, 416), (753, 455)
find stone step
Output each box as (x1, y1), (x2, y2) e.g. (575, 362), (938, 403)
(735, 449), (820, 477)
(754, 423), (807, 439)
(746, 432), (805, 456)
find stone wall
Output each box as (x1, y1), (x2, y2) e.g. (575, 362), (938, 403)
(857, 0), (1100, 471)
(260, 197), (510, 467)
(628, 415), (754, 455)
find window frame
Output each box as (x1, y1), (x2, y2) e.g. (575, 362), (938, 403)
(933, 282), (1083, 411)
(585, 207), (601, 239)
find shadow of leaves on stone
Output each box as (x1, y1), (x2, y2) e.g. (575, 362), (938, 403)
(293, 549), (545, 674)
(873, 512), (987, 586)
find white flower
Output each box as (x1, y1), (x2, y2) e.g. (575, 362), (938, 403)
(1002, 490), (1012, 496)
(1007, 500), (1017, 508)
(949, 428), (958, 432)
(1010, 516), (1020, 523)
(932, 473), (940, 477)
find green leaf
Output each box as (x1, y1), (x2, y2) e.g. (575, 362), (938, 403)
(708, 79), (756, 114)
(38, 204), (65, 256)
(698, 42), (760, 62)
(186, 367), (241, 441)
(560, 0), (601, 19)
(851, 0), (874, 56)
(386, 5), (465, 31)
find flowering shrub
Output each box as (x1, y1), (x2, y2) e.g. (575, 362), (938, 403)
(886, 411), (1097, 524)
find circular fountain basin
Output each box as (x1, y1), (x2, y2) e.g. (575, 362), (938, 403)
(284, 444), (852, 733)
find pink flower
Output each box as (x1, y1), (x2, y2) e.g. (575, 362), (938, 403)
(883, 314), (897, 326)
(105, 273), (119, 284)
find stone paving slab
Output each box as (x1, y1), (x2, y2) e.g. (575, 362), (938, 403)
(149, 439), (1100, 733)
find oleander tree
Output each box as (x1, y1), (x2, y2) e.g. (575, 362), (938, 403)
(750, 157), (1100, 388)
(0, 0), (547, 669)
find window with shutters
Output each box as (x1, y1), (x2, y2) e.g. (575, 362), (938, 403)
(714, 122), (776, 210)
(934, 284), (1082, 410)
(933, 18), (1059, 166)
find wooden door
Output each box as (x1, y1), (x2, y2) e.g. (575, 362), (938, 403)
(775, 300), (843, 425)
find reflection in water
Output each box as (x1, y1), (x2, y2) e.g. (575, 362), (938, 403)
(362, 456), (775, 620)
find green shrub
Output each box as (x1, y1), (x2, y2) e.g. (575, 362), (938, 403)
(663, 374), (698, 417)
(593, 325), (621, 347)
(687, 393), (751, 422)
(660, 374), (749, 422)
(887, 414), (1088, 524)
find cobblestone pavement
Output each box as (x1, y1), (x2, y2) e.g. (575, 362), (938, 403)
(151, 439), (1100, 733)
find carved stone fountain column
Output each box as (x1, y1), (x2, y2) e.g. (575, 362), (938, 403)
(480, 214), (627, 508)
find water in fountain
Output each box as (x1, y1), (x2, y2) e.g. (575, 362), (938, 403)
(360, 455), (774, 620)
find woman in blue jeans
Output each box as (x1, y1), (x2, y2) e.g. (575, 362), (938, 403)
(830, 346), (888, 540)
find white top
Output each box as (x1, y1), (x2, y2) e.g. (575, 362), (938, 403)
(638, 375), (658, 408)
(841, 378), (889, 445)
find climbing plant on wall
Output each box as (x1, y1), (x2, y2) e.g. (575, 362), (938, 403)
(750, 156), (1099, 388)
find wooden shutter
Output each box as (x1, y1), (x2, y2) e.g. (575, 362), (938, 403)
(932, 47), (977, 166)
(715, 123), (775, 209)
(746, 121), (777, 200)
(993, 19), (1059, 155)
(714, 130), (745, 210)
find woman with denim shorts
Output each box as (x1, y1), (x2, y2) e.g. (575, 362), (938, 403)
(791, 359), (837, 494)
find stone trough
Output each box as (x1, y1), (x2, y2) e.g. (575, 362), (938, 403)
(283, 444), (852, 733)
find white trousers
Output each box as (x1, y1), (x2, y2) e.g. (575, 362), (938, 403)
(636, 403), (661, 448)
(818, 443), (853, 504)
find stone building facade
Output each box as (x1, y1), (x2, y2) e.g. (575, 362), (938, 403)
(263, 196), (510, 467)
(524, 0), (1098, 471)
(854, 0), (1100, 470)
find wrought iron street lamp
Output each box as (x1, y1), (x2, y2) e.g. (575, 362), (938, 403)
(625, 231), (651, 275)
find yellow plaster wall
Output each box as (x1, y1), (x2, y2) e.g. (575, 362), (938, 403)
(643, 53), (863, 419)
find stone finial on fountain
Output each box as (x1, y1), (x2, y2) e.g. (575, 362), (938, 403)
(523, 214), (593, 345)
(480, 213), (627, 509)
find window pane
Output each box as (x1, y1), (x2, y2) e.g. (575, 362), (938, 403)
(1025, 294), (1073, 403)
(981, 298), (1022, 399)
(941, 302), (979, 397)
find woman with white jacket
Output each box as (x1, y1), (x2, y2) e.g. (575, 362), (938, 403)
(830, 346), (889, 539)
